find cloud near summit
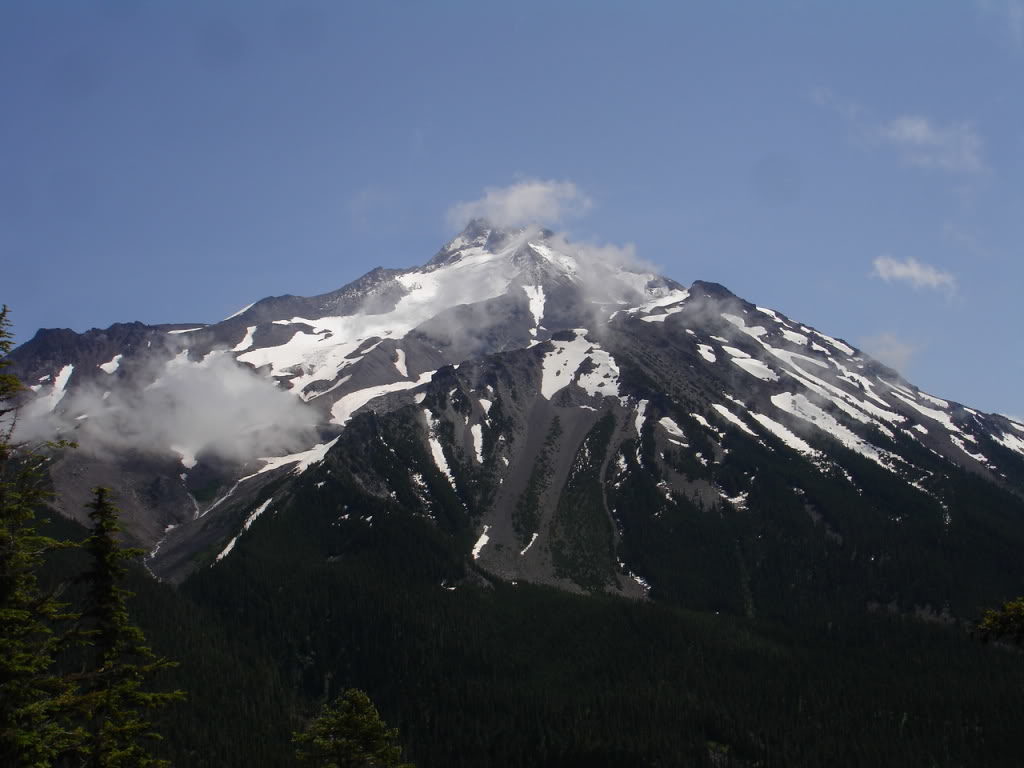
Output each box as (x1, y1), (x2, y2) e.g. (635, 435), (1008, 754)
(447, 179), (592, 229)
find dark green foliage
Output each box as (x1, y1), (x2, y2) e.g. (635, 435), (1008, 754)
(293, 688), (413, 768)
(73, 487), (184, 767)
(180, 523), (1024, 767)
(977, 597), (1024, 645)
(512, 416), (561, 545)
(0, 306), (80, 766)
(133, 448), (1024, 768)
(549, 413), (617, 591)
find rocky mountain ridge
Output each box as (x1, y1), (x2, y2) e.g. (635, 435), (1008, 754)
(10, 221), (1024, 613)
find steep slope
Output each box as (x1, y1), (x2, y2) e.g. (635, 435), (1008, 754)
(9, 222), (1024, 614)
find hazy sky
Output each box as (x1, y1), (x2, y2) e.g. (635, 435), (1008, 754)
(2, 2), (1022, 417)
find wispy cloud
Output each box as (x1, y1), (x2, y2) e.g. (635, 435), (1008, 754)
(812, 88), (986, 174)
(878, 116), (985, 173)
(860, 331), (917, 375)
(977, 0), (1024, 48)
(809, 86), (862, 121)
(871, 255), (958, 292)
(447, 179), (592, 230)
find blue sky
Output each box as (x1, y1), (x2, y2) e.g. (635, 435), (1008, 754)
(2, 2), (1022, 417)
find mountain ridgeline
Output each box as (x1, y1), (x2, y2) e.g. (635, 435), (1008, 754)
(12, 221), (1024, 766)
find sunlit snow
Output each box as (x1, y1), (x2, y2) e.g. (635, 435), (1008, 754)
(711, 404), (757, 436)
(393, 348), (408, 378)
(216, 498), (273, 563)
(232, 326), (257, 353)
(223, 301), (256, 321)
(522, 285), (546, 333)
(771, 392), (900, 472)
(540, 330), (619, 399)
(472, 525), (490, 560)
(658, 417), (685, 440)
(239, 437), (341, 481)
(749, 412), (818, 457)
(425, 411), (455, 486)
(519, 532), (539, 556)
(634, 399), (648, 437)
(470, 423), (483, 463)
(730, 357), (779, 382)
(330, 371), (434, 425)
(98, 354), (122, 374)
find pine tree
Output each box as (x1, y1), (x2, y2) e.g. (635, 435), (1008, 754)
(0, 305), (81, 766)
(74, 486), (183, 768)
(293, 688), (414, 768)
(977, 596), (1024, 645)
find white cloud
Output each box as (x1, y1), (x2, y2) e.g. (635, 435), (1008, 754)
(447, 179), (592, 230)
(16, 350), (318, 465)
(871, 255), (958, 292)
(811, 88), (985, 174)
(878, 116), (985, 173)
(860, 332), (916, 375)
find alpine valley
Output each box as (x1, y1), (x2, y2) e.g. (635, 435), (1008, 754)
(12, 221), (1024, 767)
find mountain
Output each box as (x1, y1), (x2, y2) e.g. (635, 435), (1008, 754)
(12, 220), (1024, 766)
(10, 219), (1024, 611)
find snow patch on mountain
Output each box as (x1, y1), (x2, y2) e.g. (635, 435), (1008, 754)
(520, 532), (539, 556)
(889, 391), (959, 433)
(771, 392), (900, 472)
(632, 289), (690, 314)
(98, 355), (122, 374)
(330, 371), (434, 426)
(812, 331), (855, 356)
(781, 329), (808, 346)
(749, 411), (819, 457)
(239, 437), (341, 481)
(393, 348), (408, 378)
(634, 400), (648, 438)
(950, 434), (990, 465)
(223, 301), (256, 321)
(658, 417), (685, 440)
(470, 423), (483, 463)
(711, 403), (758, 437)
(522, 285), (545, 333)
(232, 326), (256, 352)
(425, 411), (455, 486)
(993, 430), (1024, 456)
(540, 331), (594, 399)
(216, 498), (273, 563)
(731, 356), (779, 382)
(919, 392), (949, 409)
(472, 525), (490, 560)
(575, 345), (621, 399)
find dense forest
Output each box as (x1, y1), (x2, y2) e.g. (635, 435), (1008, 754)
(30, 489), (1024, 768)
(6, 302), (1024, 767)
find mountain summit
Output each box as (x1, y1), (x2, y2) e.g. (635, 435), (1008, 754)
(9, 226), (1024, 613)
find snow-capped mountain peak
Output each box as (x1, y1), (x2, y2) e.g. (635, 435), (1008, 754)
(11, 224), (1024, 590)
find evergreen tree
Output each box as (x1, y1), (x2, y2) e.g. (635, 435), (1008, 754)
(977, 596), (1024, 645)
(0, 305), (80, 766)
(293, 688), (414, 768)
(74, 486), (183, 768)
